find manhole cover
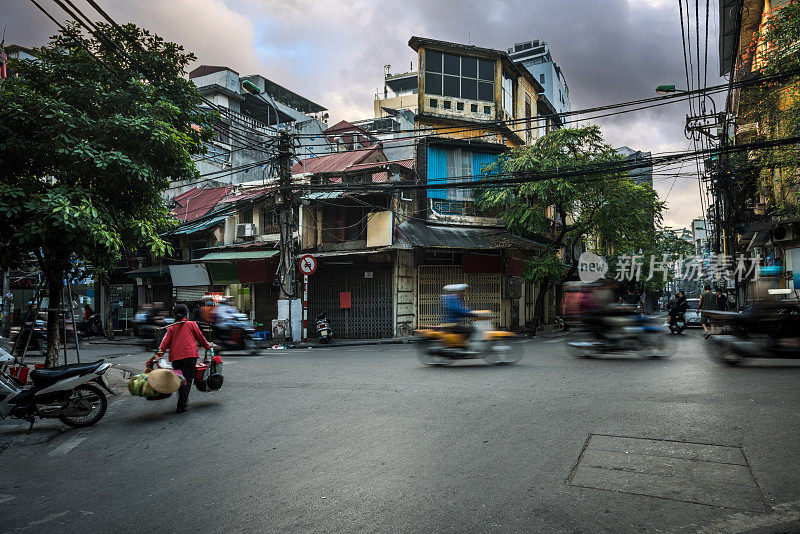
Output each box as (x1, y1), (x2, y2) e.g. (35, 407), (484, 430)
(568, 434), (766, 512)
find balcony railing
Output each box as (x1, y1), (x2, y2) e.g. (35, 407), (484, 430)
(430, 199), (503, 218)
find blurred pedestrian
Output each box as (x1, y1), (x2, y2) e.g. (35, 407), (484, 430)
(716, 288), (728, 311)
(699, 285), (715, 338)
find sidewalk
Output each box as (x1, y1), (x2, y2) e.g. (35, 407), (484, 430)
(86, 336), (147, 346)
(72, 326), (570, 351)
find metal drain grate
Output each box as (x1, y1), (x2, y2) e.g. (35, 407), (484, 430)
(567, 434), (767, 512)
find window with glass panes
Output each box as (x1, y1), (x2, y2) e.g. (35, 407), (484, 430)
(446, 148), (472, 201)
(501, 73), (514, 116)
(261, 207), (279, 234)
(425, 50), (495, 102)
(239, 208), (253, 224)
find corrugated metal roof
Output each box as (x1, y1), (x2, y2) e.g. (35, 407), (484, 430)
(347, 158), (414, 183)
(165, 213), (229, 236)
(397, 219), (543, 250)
(304, 192), (345, 200)
(172, 186), (231, 223)
(219, 187), (275, 204)
(200, 250), (279, 261)
(290, 146), (382, 176)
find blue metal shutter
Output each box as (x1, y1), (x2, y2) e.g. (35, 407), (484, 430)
(427, 145), (448, 200)
(472, 152), (499, 181)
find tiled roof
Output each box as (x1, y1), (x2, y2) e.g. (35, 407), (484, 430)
(290, 146), (383, 176)
(172, 186), (231, 223)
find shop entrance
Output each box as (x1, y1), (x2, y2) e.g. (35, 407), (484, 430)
(308, 264), (393, 339)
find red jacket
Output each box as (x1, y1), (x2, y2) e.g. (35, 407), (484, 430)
(158, 319), (211, 361)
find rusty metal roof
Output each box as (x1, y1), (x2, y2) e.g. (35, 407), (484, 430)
(397, 219), (544, 250)
(290, 146), (383, 176)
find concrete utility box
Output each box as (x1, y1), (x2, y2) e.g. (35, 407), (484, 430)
(276, 299), (302, 341)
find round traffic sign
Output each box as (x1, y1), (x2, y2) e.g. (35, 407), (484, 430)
(298, 254), (317, 276)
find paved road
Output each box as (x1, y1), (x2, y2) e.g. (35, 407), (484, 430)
(1, 331), (799, 533)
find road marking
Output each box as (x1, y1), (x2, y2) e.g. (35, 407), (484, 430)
(48, 436), (86, 457)
(0, 494), (14, 504)
(544, 339), (562, 344)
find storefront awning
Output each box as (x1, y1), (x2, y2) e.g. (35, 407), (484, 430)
(124, 265), (168, 279)
(199, 250), (279, 261)
(169, 264), (211, 286)
(206, 261), (239, 285)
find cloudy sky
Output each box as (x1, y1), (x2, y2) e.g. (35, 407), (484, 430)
(3, 0), (723, 229)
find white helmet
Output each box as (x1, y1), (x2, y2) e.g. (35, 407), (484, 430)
(443, 283), (469, 293)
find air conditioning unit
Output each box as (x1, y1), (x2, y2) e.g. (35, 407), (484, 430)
(236, 223), (256, 238)
(772, 225), (795, 243)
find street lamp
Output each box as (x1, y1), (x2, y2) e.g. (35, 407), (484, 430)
(655, 84), (679, 95)
(240, 80), (280, 129)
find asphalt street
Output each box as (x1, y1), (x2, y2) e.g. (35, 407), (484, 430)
(1, 330), (799, 533)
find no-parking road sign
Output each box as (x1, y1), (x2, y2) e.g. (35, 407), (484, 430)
(298, 254), (317, 276)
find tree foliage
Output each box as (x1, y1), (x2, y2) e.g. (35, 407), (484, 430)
(479, 127), (664, 299)
(738, 0), (800, 216)
(0, 23), (215, 365)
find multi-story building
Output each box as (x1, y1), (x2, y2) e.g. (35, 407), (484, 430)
(718, 0), (800, 295)
(615, 146), (654, 187)
(166, 65), (332, 197)
(409, 36), (542, 147)
(374, 68), (419, 118)
(692, 218), (710, 256)
(507, 40), (571, 132)
(404, 37), (547, 330)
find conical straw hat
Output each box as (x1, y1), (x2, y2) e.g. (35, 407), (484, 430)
(147, 368), (181, 394)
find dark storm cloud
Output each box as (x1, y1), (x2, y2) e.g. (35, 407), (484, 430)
(1, 0), (716, 227)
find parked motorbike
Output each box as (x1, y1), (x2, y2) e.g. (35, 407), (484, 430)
(315, 311), (333, 344)
(668, 312), (686, 335)
(567, 313), (668, 358)
(79, 313), (106, 339)
(414, 311), (522, 365)
(0, 348), (115, 430)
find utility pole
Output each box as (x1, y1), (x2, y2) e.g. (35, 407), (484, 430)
(276, 130), (296, 340)
(1, 271), (10, 338)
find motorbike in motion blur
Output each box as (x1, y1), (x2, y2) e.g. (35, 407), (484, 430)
(414, 311), (522, 365)
(707, 289), (800, 365)
(568, 309), (668, 358)
(0, 347), (115, 430)
(198, 313), (261, 354)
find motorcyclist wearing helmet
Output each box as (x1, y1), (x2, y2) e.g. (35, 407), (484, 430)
(440, 284), (482, 343)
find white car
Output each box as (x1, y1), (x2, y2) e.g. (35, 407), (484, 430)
(683, 298), (702, 327)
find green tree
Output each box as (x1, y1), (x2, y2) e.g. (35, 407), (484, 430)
(619, 229), (696, 295)
(478, 126), (664, 320)
(0, 23), (215, 366)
